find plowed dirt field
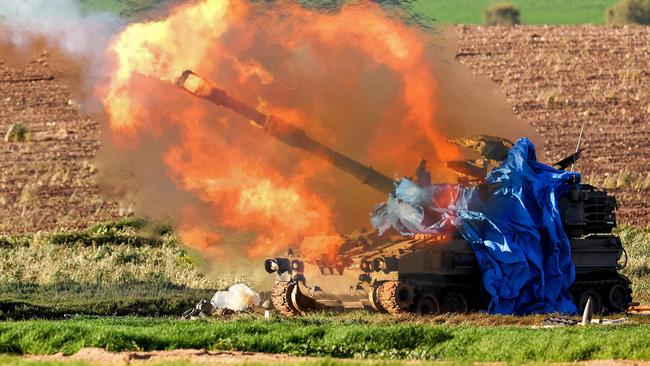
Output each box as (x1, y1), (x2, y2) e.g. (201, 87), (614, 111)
(0, 56), (123, 234)
(457, 25), (650, 225)
(0, 25), (648, 233)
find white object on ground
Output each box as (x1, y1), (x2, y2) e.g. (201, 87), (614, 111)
(581, 297), (593, 326)
(210, 284), (261, 311)
(591, 318), (628, 324)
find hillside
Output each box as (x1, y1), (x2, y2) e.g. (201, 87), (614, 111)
(410, 0), (619, 25)
(81, 0), (620, 25)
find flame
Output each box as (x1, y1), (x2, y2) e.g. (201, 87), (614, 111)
(178, 206), (224, 259)
(102, 0), (235, 134)
(300, 236), (345, 264)
(99, 0), (460, 259)
(231, 58), (274, 85)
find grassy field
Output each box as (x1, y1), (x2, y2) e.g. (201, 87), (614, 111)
(1, 316), (650, 361)
(79, 0), (621, 24)
(79, 0), (168, 16)
(0, 219), (647, 362)
(614, 225), (650, 304)
(0, 219), (245, 320)
(0, 219), (648, 319)
(410, 0), (619, 25)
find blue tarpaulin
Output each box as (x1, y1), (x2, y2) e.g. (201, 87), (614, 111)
(371, 138), (579, 315)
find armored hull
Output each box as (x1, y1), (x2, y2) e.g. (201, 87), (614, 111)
(269, 235), (631, 315)
(267, 185), (632, 315)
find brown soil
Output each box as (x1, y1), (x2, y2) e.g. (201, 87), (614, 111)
(22, 347), (650, 365)
(0, 25), (649, 234)
(0, 54), (123, 234)
(456, 25), (650, 226)
(24, 347), (312, 365)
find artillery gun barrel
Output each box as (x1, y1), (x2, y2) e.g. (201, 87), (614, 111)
(176, 70), (395, 194)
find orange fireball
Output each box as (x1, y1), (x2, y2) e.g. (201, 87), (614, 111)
(99, 0), (459, 259)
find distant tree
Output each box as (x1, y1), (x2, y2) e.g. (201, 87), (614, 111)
(484, 2), (521, 26)
(606, 0), (650, 25)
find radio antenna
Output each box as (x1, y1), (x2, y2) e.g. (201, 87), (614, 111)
(570, 120), (586, 172)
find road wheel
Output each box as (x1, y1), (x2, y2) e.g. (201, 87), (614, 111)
(290, 282), (320, 314)
(368, 283), (386, 313)
(415, 293), (440, 315)
(271, 281), (300, 316)
(578, 289), (602, 314)
(378, 281), (414, 315)
(443, 292), (469, 313)
(607, 284), (629, 312)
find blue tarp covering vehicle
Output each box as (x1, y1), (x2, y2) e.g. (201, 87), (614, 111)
(371, 138), (579, 314)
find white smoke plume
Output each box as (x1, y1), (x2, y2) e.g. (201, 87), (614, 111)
(0, 0), (124, 93)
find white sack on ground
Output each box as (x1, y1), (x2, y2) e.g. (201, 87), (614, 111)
(210, 284), (260, 311)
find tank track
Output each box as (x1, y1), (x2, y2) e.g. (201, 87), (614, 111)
(572, 275), (633, 314)
(271, 276), (632, 316)
(271, 281), (300, 316)
(374, 281), (478, 314)
(271, 280), (324, 315)
(377, 281), (413, 314)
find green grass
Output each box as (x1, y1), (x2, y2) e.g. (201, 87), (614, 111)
(0, 285), (216, 320)
(79, 0), (164, 17)
(0, 219), (647, 319)
(79, 0), (621, 25)
(79, 0), (122, 13)
(79, 0), (192, 19)
(0, 356), (89, 366)
(410, 0), (619, 25)
(615, 225), (650, 304)
(1, 317), (650, 361)
(0, 218), (247, 320)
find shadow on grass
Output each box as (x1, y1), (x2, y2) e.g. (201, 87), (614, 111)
(0, 281), (216, 320)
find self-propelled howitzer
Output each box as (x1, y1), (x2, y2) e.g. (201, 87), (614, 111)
(176, 70), (394, 195)
(175, 70), (632, 316)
